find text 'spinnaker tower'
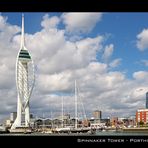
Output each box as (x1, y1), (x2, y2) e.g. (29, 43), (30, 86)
(11, 14), (35, 129)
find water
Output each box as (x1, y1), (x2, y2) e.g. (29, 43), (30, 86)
(1, 131), (148, 136)
(96, 130), (148, 136)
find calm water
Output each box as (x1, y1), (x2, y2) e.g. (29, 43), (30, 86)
(1, 131), (148, 136)
(95, 130), (148, 136)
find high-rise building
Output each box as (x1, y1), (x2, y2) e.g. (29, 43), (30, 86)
(146, 92), (148, 109)
(10, 112), (17, 122)
(93, 110), (102, 119)
(136, 109), (148, 124)
(11, 14), (35, 130)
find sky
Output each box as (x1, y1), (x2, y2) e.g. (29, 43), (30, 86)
(0, 12), (148, 122)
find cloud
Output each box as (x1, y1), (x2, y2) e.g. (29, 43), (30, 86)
(0, 14), (21, 122)
(102, 44), (114, 62)
(109, 58), (122, 68)
(0, 14), (7, 29)
(37, 62), (108, 93)
(29, 33), (103, 74)
(62, 13), (102, 34)
(41, 14), (60, 29)
(136, 29), (148, 51)
(0, 15), (20, 90)
(133, 71), (148, 82)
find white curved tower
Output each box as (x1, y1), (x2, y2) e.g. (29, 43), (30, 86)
(11, 14), (35, 129)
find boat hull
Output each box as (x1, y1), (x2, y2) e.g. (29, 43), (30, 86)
(9, 127), (32, 134)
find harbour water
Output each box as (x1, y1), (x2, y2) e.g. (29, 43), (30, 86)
(96, 130), (148, 136)
(1, 131), (148, 136)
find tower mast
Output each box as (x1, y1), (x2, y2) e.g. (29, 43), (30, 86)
(21, 13), (25, 49)
(11, 14), (35, 130)
(75, 80), (78, 129)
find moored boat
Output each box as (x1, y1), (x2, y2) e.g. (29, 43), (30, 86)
(9, 127), (32, 134)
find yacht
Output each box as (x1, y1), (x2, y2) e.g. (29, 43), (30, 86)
(0, 125), (7, 133)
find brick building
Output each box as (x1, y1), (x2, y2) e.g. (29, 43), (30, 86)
(136, 109), (148, 124)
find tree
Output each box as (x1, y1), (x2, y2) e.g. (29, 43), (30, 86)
(139, 121), (144, 127)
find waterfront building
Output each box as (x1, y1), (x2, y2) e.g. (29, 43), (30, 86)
(110, 117), (118, 126)
(5, 119), (12, 127)
(11, 14), (35, 129)
(146, 92), (148, 109)
(30, 113), (34, 119)
(136, 109), (148, 124)
(101, 118), (110, 126)
(93, 110), (102, 120)
(92, 110), (102, 124)
(58, 114), (70, 121)
(82, 119), (90, 127)
(10, 112), (17, 122)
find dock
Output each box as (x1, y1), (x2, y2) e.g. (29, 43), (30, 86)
(122, 127), (148, 132)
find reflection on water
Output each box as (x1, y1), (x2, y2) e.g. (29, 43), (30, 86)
(1, 131), (148, 136)
(96, 130), (148, 136)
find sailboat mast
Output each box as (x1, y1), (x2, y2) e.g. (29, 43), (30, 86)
(61, 96), (64, 128)
(50, 110), (53, 128)
(75, 80), (78, 129)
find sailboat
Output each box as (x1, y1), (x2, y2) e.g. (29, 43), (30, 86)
(56, 80), (91, 133)
(55, 97), (71, 133)
(55, 80), (91, 134)
(69, 80), (91, 134)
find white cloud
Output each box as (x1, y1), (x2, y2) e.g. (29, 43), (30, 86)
(0, 15), (7, 29)
(102, 44), (114, 62)
(37, 62), (108, 93)
(136, 29), (148, 51)
(0, 15), (20, 91)
(133, 71), (148, 82)
(62, 12), (102, 34)
(41, 14), (60, 29)
(87, 62), (107, 74)
(38, 72), (72, 93)
(109, 58), (122, 68)
(34, 35), (103, 74)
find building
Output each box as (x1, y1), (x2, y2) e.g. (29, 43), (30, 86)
(5, 119), (12, 127)
(136, 109), (148, 124)
(64, 114), (70, 120)
(82, 119), (90, 127)
(58, 114), (70, 121)
(30, 113), (34, 119)
(110, 117), (118, 126)
(93, 110), (102, 119)
(146, 92), (148, 109)
(10, 112), (17, 122)
(11, 14), (35, 130)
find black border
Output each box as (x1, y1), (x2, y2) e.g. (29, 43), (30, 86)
(0, 0), (148, 146)
(0, 0), (148, 12)
(1, 135), (148, 146)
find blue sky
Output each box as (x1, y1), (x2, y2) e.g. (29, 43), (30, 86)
(0, 12), (148, 121)
(2, 12), (148, 79)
